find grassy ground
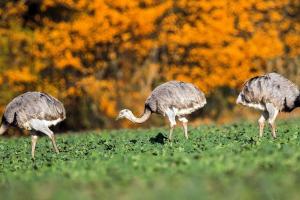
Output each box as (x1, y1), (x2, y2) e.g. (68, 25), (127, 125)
(1, 119), (300, 200)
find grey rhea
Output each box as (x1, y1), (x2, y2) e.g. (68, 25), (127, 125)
(116, 81), (207, 140)
(0, 91), (66, 158)
(236, 73), (300, 138)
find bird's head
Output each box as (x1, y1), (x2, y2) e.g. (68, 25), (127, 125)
(116, 109), (132, 120)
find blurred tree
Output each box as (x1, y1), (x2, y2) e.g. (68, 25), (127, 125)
(0, 1), (36, 111)
(0, 0), (299, 130)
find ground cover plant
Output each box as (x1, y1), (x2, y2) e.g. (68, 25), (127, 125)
(1, 119), (300, 200)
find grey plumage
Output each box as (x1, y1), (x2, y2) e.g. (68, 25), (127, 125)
(117, 81), (206, 140)
(2, 92), (66, 129)
(0, 91), (66, 158)
(145, 81), (206, 115)
(237, 72), (300, 138)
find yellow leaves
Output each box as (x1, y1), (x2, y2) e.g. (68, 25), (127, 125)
(66, 86), (80, 96)
(247, 30), (283, 58)
(2, 1), (27, 18)
(285, 33), (300, 56)
(36, 80), (61, 98)
(55, 50), (83, 71)
(79, 77), (117, 117)
(4, 68), (37, 84)
(107, 0), (139, 10)
(1, 0), (300, 128)
(43, 0), (88, 9)
(43, 0), (56, 8)
(269, 11), (282, 21)
(72, 15), (94, 36)
(128, 1), (171, 35)
(252, 13), (264, 22)
(239, 13), (254, 32)
(256, 1), (275, 11)
(121, 33), (131, 42)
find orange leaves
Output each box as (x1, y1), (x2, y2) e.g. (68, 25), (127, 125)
(247, 30), (283, 58)
(107, 0), (139, 10)
(79, 77), (117, 118)
(157, 0), (299, 95)
(0, 0), (299, 128)
(269, 11), (282, 21)
(128, 1), (171, 35)
(72, 16), (94, 36)
(0, 1), (27, 19)
(4, 68), (37, 85)
(55, 50), (83, 71)
(284, 22), (300, 57)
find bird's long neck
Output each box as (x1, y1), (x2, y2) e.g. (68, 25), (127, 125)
(126, 108), (151, 123)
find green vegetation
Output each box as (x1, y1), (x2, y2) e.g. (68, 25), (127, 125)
(1, 119), (300, 200)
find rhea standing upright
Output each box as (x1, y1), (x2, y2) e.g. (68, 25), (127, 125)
(0, 92), (66, 158)
(236, 73), (300, 138)
(116, 81), (206, 140)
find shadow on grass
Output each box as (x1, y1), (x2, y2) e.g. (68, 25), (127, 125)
(149, 133), (168, 145)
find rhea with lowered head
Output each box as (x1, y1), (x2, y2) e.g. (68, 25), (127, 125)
(0, 92), (66, 158)
(116, 81), (207, 140)
(236, 73), (300, 138)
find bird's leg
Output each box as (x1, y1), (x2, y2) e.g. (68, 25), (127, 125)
(169, 124), (175, 141)
(39, 127), (59, 154)
(50, 134), (59, 154)
(270, 123), (277, 138)
(166, 108), (176, 141)
(178, 117), (189, 139)
(269, 118), (278, 139)
(266, 103), (279, 139)
(258, 111), (269, 138)
(31, 135), (38, 159)
(183, 122), (188, 139)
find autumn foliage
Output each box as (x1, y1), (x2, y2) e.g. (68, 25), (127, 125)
(0, 0), (299, 130)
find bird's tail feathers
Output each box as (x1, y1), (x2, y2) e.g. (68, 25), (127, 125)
(0, 121), (8, 135)
(295, 93), (300, 108)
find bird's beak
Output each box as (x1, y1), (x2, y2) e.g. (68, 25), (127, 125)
(116, 116), (120, 121)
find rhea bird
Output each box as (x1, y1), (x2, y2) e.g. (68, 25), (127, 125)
(116, 81), (207, 140)
(0, 92), (66, 158)
(236, 72), (300, 138)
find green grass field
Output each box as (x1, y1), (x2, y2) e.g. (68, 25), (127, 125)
(1, 119), (300, 200)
